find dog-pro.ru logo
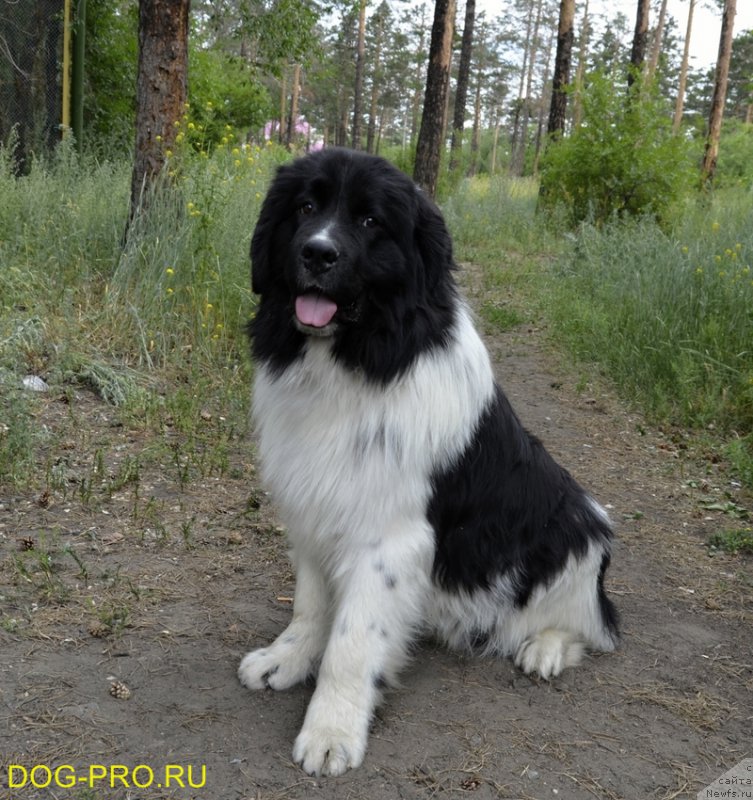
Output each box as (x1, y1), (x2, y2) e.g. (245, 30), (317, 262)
(5, 762), (207, 793)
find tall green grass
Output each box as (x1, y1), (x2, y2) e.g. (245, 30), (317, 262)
(0, 136), (279, 484)
(447, 175), (753, 487)
(4, 151), (752, 490)
(548, 193), (753, 433)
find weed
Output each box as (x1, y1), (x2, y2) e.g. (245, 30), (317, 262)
(0, 391), (37, 485)
(93, 601), (132, 635)
(11, 534), (71, 604)
(63, 545), (90, 580)
(181, 516), (197, 549)
(106, 455), (142, 496)
(708, 528), (753, 555)
(0, 136), (267, 502)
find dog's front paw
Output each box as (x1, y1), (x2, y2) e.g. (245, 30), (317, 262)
(238, 643), (313, 691)
(292, 722), (367, 777)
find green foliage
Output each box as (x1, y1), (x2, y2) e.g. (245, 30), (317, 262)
(726, 29), (753, 121)
(726, 435), (753, 490)
(539, 70), (695, 226)
(188, 48), (274, 143)
(715, 120), (753, 188)
(542, 194), (753, 456)
(84, 0), (139, 154)
(247, 0), (321, 72)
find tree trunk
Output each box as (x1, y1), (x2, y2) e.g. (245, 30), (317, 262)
(278, 69), (287, 144)
(409, 6), (430, 146)
(352, 0), (368, 150)
(647, 0), (668, 78)
(628, 0), (650, 86)
(490, 117), (501, 174)
(533, 28), (554, 173)
(546, 0), (575, 139)
(449, 0), (476, 173)
(285, 63), (302, 150)
(468, 70), (482, 176)
(572, 0), (589, 129)
(701, 0), (737, 187)
(672, 0), (696, 133)
(509, 0), (536, 175)
(366, 9), (385, 154)
(511, 0), (543, 176)
(414, 0), (456, 197)
(129, 0), (190, 222)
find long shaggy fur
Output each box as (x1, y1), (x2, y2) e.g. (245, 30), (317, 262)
(238, 148), (619, 777)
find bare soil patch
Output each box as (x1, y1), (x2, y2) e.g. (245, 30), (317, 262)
(2, 268), (751, 800)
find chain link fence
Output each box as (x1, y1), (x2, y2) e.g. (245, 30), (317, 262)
(1, 0), (65, 172)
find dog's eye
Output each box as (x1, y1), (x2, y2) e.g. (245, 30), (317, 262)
(362, 215), (378, 229)
(298, 202), (314, 216)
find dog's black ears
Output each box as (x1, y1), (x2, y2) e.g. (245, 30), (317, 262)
(251, 162), (298, 296)
(413, 188), (455, 289)
(250, 188), (279, 296)
(250, 207), (273, 296)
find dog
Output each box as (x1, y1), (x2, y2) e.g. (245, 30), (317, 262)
(238, 148), (619, 776)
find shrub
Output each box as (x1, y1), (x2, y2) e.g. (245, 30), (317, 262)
(715, 120), (753, 188)
(539, 70), (695, 226)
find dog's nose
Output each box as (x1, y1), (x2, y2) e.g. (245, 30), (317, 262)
(301, 237), (339, 275)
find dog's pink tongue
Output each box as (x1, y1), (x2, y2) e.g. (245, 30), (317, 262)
(295, 294), (338, 328)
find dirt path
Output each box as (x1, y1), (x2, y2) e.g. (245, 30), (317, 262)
(1, 271), (751, 800)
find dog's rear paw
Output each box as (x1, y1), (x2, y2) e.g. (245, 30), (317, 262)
(514, 629), (584, 679)
(238, 645), (313, 691)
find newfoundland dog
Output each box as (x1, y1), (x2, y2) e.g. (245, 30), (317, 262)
(239, 148), (618, 776)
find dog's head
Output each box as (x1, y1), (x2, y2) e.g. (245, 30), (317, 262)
(250, 148), (457, 380)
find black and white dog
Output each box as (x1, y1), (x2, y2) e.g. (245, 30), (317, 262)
(239, 148), (618, 776)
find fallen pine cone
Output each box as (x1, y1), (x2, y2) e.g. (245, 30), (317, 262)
(88, 622), (112, 638)
(109, 680), (131, 700)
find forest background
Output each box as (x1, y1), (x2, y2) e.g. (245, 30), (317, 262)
(1, 0), (752, 552)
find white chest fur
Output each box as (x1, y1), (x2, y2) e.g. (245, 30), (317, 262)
(252, 305), (494, 558)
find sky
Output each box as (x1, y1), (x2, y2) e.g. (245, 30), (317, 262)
(613, 0), (753, 68)
(477, 1), (753, 70)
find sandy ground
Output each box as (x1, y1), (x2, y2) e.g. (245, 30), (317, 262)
(1, 268), (751, 800)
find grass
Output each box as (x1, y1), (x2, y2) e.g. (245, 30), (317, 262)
(548, 200), (753, 431)
(0, 133), (278, 487)
(2, 143), (753, 493)
(447, 175), (753, 491)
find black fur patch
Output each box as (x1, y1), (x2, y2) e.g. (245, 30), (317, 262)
(428, 385), (617, 633)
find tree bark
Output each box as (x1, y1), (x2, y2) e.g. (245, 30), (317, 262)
(647, 0), (668, 78)
(628, 0), (650, 86)
(449, 0), (476, 173)
(414, 0), (456, 197)
(510, 0), (543, 176)
(366, 8), (385, 154)
(468, 69), (482, 176)
(546, 0), (575, 139)
(285, 64), (302, 150)
(701, 0), (737, 187)
(352, 0), (368, 149)
(672, 0), (696, 133)
(572, 0), (589, 129)
(129, 0), (190, 222)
